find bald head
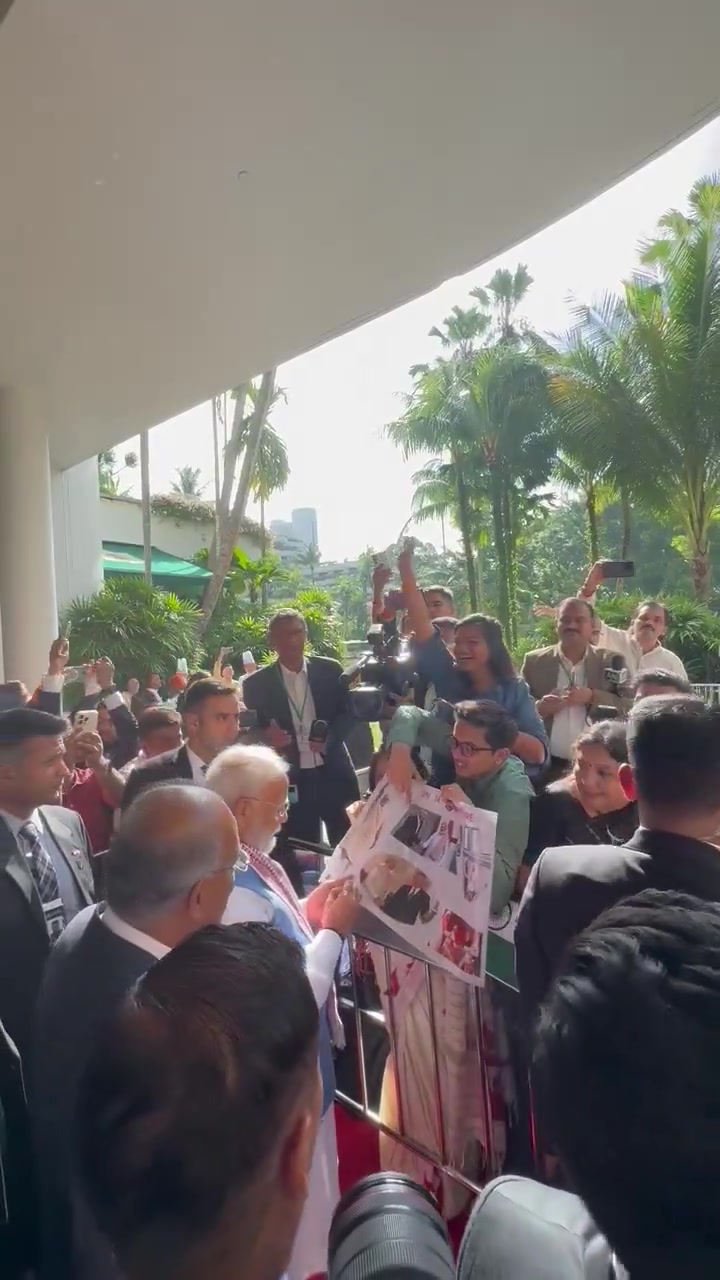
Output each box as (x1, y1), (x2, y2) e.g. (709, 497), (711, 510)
(106, 784), (239, 930)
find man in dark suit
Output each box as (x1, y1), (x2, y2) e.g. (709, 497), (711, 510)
(0, 708), (95, 1066)
(242, 610), (360, 848)
(121, 678), (242, 809)
(459, 892), (720, 1279)
(516, 695), (720, 1024)
(31, 783), (239, 1280)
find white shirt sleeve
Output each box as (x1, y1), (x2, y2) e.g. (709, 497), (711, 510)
(304, 929), (343, 1008)
(41, 674), (64, 693)
(223, 888), (274, 925)
(596, 621), (632, 662)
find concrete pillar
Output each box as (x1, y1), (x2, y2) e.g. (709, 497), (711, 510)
(0, 389), (58, 686)
(52, 456), (103, 610)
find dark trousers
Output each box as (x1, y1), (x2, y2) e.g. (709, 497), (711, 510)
(288, 766), (354, 847)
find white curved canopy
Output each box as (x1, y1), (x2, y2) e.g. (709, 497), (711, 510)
(1, 0), (719, 469)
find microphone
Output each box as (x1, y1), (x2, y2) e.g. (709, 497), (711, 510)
(604, 654), (627, 688)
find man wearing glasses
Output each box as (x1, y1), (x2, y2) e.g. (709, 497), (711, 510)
(385, 700), (533, 916)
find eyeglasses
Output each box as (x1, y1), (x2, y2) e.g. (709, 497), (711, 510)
(237, 795), (289, 820)
(450, 734), (495, 758)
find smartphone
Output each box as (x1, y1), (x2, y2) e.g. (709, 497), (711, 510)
(384, 589), (407, 612)
(74, 709), (99, 733)
(61, 619), (73, 640)
(288, 784), (299, 805)
(309, 718), (328, 743)
(598, 559), (635, 579)
(238, 708), (259, 730)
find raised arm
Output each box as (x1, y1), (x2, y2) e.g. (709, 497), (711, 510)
(397, 544), (434, 643)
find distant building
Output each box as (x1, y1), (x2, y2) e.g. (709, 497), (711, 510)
(270, 507), (320, 569)
(314, 559), (360, 589)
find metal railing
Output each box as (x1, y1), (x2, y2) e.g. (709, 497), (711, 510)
(691, 684), (720, 704)
(334, 914), (538, 1205)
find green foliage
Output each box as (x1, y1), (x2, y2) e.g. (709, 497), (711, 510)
(594, 593), (720, 683)
(150, 493), (264, 542)
(285, 589), (344, 659)
(62, 580), (202, 680)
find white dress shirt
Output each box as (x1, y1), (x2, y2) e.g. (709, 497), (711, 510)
(549, 650), (588, 762)
(101, 905), (170, 960)
(597, 621), (688, 681)
(280, 661), (320, 769)
(186, 747), (209, 785)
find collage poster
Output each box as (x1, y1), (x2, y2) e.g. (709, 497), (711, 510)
(327, 777), (497, 987)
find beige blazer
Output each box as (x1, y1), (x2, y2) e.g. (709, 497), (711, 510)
(520, 644), (630, 737)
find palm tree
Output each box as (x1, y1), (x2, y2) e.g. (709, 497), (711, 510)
(140, 430), (152, 585)
(171, 465), (205, 497)
(201, 370), (277, 628)
(300, 543), (321, 584)
(471, 264), (534, 342)
(97, 449), (138, 497)
(387, 358), (482, 609)
(250, 423), (289, 555)
(549, 176), (720, 599)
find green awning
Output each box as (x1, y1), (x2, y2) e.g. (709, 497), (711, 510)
(102, 542), (211, 598)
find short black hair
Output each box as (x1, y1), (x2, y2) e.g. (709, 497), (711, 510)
(268, 608), (305, 635)
(627, 695), (720, 815)
(187, 670), (212, 689)
(137, 706), (182, 738)
(573, 718), (628, 765)
(0, 706), (67, 752)
(635, 668), (691, 696)
(558, 596), (595, 620)
(423, 584), (454, 607)
(77, 924), (319, 1280)
(183, 679), (236, 715)
(534, 890), (720, 1277)
(432, 616), (458, 634)
(454, 699), (518, 750)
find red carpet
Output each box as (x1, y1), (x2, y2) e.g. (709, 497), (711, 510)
(334, 1103), (469, 1254)
(335, 1103), (380, 1192)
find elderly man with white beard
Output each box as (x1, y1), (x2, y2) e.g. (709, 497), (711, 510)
(205, 743), (358, 1280)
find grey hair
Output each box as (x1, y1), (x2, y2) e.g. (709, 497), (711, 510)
(206, 743), (289, 810)
(105, 784), (231, 924)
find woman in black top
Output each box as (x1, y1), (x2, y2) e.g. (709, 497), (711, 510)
(522, 720), (637, 883)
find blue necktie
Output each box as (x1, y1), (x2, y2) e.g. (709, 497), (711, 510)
(20, 820), (66, 941)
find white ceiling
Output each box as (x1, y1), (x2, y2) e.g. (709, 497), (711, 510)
(1, 1), (719, 470)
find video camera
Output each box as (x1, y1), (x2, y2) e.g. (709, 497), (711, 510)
(329, 1173), (455, 1279)
(342, 625), (418, 721)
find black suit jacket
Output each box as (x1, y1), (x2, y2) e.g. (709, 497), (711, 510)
(31, 905), (155, 1280)
(515, 827), (720, 1025)
(120, 743), (193, 811)
(242, 657), (358, 798)
(0, 808), (94, 1067)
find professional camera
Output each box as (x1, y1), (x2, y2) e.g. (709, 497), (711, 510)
(329, 1173), (455, 1280)
(342, 625), (418, 721)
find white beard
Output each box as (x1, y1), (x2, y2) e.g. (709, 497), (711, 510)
(258, 833), (278, 856)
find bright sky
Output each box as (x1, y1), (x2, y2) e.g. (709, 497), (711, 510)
(122, 117), (720, 562)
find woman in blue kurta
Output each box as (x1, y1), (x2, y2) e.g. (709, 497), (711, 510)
(397, 544), (549, 781)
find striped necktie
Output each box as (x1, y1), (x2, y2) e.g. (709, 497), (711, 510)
(20, 820), (66, 941)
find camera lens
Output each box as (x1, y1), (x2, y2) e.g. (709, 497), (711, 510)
(328, 1173), (455, 1280)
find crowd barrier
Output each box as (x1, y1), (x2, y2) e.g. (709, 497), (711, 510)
(334, 910), (540, 1202)
(691, 683), (720, 704)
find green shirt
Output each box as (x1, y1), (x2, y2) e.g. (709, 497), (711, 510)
(386, 704), (532, 914)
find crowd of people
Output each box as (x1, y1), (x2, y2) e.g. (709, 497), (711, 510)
(0, 544), (717, 1280)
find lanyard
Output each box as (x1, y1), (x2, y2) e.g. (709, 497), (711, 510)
(284, 671), (310, 728)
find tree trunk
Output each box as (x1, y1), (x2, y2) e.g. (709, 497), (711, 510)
(140, 429), (152, 585)
(585, 481), (599, 564)
(260, 495), (268, 606)
(201, 371), (276, 627)
(490, 473), (510, 640)
(502, 480), (518, 650)
(453, 452), (479, 610)
(620, 487), (632, 558)
(691, 542), (711, 600)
